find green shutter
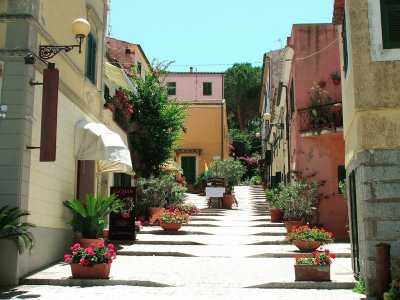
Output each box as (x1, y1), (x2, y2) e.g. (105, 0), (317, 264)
(342, 10), (349, 74)
(86, 33), (96, 84)
(203, 82), (212, 96)
(290, 80), (295, 115)
(381, 0), (400, 49)
(338, 165), (346, 194)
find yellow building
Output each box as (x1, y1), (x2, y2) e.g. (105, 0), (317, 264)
(165, 72), (229, 185)
(333, 0), (400, 295)
(0, 0), (133, 284)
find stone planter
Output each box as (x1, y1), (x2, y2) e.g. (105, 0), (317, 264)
(70, 263), (111, 279)
(293, 240), (321, 252)
(160, 222), (182, 231)
(294, 264), (330, 281)
(269, 208), (283, 222)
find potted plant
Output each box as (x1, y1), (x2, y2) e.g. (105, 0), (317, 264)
(63, 193), (123, 247)
(150, 209), (190, 231)
(0, 206), (35, 253)
(63, 242), (116, 279)
(265, 188), (284, 222)
(209, 157), (246, 209)
(280, 181), (318, 232)
(287, 225), (334, 252)
(136, 175), (176, 219)
(330, 72), (341, 85)
(294, 249), (336, 281)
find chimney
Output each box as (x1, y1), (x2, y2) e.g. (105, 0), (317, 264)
(189, 66), (193, 73)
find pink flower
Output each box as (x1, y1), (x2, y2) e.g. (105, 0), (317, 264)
(88, 250), (95, 257)
(107, 260), (112, 264)
(104, 252), (111, 258)
(324, 249), (330, 254)
(79, 258), (85, 265)
(90, 243), (97, 248)
(84, 247), (92, 252)
(83, 259), (89, 266)
(72, 251), (77, 256)
(64, 254), (71, 262)
(107, 243), (114, 250)
(73, 243), (80, 249)
(113, 252), (117, 259)
(331, 253), (336, 259)
(315, 257), (320, 264)
(98, 242), (105, 248)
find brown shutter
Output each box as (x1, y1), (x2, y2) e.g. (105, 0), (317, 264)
(40, 68), (59, 162)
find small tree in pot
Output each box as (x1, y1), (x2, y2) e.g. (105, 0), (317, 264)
(265, 188), (284, 222)
(210, 157), (246, 209)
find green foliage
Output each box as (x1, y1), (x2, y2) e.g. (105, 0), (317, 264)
(352, 273), (366, 294)
(339, 180), (347, 198)
(136, 174), (177, 208)
(265, 188), (285, 210)
(194, 172), (207, 191)
(209, 157), (246, 194)
(125, 65), (187, 178)
(229, 129), (252, 158)
(250, 175), (262, 185)
(287, 226), (334, 243)
(224, 63), (262, 130)
(278, 181), (319, 223)
(63, 194), (123, 239)
(0, 206), (35, 253)
(167, 183), (188, 205)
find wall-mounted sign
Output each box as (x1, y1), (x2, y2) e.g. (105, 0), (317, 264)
(109, 186), (136, 241)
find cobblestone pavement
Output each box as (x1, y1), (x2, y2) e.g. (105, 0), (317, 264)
(1, 186), (367, 300)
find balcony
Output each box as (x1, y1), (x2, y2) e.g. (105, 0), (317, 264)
(298, 101), (343, 134)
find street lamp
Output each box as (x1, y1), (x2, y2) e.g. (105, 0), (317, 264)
(39, 18), (91, 60)
(263, 113), (284, 129)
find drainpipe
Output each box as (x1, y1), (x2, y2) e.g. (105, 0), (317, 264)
(221, 101), (224, 159)
(285, 82), (291, 183)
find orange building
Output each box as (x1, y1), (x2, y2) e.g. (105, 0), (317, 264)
(165, 72), (229, 185)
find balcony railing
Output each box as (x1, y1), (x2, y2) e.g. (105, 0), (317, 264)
(298, 101), (343, 133)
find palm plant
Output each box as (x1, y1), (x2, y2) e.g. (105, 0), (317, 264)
(0, 206), (35, 253)
(63, 193), (123, 239)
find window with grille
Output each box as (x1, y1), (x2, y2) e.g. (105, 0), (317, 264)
(380, 0), (400, 49)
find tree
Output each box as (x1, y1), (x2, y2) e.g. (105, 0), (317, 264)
(224, 63), (262, 130)
(125, 66), (187, 178)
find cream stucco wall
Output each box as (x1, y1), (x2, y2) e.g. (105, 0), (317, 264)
(341, 0), (400, 166)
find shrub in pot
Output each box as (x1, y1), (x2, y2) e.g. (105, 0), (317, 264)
(63, 193), (123, 246)
(209, 157), (246, 209)
(265, 188), (284, 222)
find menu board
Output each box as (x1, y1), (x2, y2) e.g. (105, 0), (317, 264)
(109, 187), (136, 241)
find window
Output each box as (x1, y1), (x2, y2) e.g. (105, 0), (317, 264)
(86, 33), (97, 84)
(342, 10), (349, 74)
(167, 82), (176, 95)
(137, 62), (142, 76)
(104, 84), (110, 101)
(114, 173), (131, 187)
(338, 165), (346, 194)
(203, 82), (212, 96)
(380, 0), (400, 49)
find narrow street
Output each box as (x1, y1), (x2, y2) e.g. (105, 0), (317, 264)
(1, 186), (363, 299)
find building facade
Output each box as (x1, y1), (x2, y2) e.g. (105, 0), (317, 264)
(165, 71), (229, 185)
(0, 0), (132, 285)
(333, 0), (400, 295)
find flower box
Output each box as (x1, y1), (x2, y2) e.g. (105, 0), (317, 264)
(294, 264), (330, 281)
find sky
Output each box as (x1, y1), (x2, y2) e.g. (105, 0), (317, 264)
(109, 0), (334, 72)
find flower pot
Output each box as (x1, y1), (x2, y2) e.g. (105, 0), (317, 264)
(222, 194), (235, 209)
(149, 207), (165, 220)
(284, 221), (305, 233)
(160, 222), (182, 231)
(79, 238), (104, 248)
(269, 208), (283, 222)
(102, 229), (109, 239)
(293, 240), (321, 252)
(70, 263), (111, 279)
(294, 264), (330, 281)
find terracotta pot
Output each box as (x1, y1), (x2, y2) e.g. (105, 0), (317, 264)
(149, 207), (165, 220)
(284, 221), (305, 233)
(160, 222), (182, 231)
(102, 229), (109, 239)
(294, 264), (330, 281)
(222, 194), (235, 209)
(269, 208), (283, 222)
(78, 238), (104, 248)
(70, 263), (111, 279)
(293, 240), (321, 252)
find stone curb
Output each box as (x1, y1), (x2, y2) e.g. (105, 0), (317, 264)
(19, 278), (172, 287)
(246, 281), (355, 289)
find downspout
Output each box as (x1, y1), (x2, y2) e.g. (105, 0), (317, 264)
(221, 101), (224, 159)
(285, 82), (291, 183)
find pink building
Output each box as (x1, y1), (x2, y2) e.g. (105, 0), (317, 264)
(165, 71), (224, 101)
(288, 24), (348, 239)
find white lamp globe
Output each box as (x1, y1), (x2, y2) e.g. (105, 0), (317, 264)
(72, 18), (91, 36)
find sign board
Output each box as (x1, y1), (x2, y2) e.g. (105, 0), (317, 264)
(207, 177), (225, 187)
(109, 187), (136, 241)
(205, 187), (225, 197)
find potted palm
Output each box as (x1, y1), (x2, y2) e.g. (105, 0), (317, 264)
(209, 157), (246, 209)
(0, 206), (35, 253)
(63, 193), (123, 247)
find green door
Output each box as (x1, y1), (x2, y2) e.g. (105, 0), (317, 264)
(181, 156), (196, 185)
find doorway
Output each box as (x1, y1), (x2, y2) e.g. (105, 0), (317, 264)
(76, 160), (95, 201)
(181, 156), (196, 185)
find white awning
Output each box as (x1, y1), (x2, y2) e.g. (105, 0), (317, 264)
(104, 62), (135, 91)
(161, 160), (183, 173)
(75, 120), (134, 175)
